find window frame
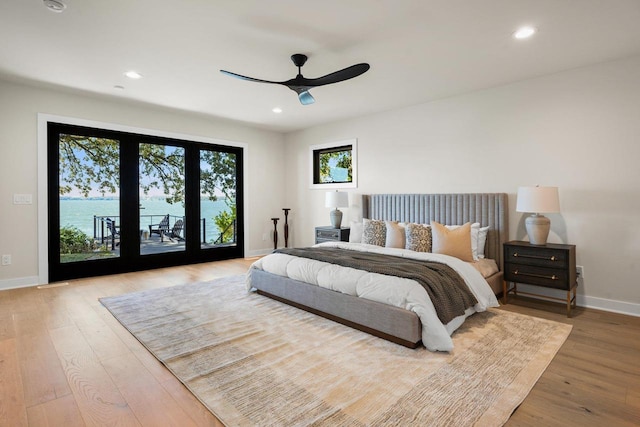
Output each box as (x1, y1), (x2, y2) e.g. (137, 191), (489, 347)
(309, 139), (357, 189)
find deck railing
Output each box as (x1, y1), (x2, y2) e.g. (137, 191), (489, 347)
(93, 215), (235, 245)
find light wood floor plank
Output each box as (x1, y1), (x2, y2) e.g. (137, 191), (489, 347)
(15, 328), (71, 407)
(26, 394), (85, 427)
(0, 338), (28, 427)
(48, 326), (141, 426)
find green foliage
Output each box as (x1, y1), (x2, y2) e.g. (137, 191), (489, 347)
(319, 149), (352, 183)
(59, 136), (237, 206)
(200, 151), (236, 202)
(59, 135), (120, 196)
(139, 143), (185, 204)
(213, 202), (236, 244)
(59, 226), (94, 254)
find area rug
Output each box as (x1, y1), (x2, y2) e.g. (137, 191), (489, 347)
(100, 275), (572, 427)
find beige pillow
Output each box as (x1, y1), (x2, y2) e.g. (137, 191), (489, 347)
(385, 221), (406, 248)
(430, 221), (473, 262)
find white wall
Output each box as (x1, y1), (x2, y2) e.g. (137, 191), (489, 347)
(284, 55), (640, 315)
(0, 80), (285, 287)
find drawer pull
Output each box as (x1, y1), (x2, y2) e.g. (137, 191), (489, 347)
(513, 269), (558, 280)
(513, 252), (557, 261)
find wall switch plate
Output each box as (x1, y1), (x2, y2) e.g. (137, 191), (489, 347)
(576, 265), (584, 278)
(13, 194), (33, 205)
(1, 255), (11, 266)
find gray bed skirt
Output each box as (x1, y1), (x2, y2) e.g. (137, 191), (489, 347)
(250, 269), (422, 348)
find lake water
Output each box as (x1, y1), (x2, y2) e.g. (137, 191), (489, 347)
(60, 198), (230, 242)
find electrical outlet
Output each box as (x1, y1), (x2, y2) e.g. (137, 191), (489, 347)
(1, 254), (11, 266)
(262, 233), (268, 241)
(576, 265), (584, 278)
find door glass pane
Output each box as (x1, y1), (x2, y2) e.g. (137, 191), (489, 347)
(58, 134), (120, 263)
(139, 143), (185, 255)
(200, 150), (237, 248)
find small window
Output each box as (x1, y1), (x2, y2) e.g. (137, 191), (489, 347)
(310, 139), (357, 189)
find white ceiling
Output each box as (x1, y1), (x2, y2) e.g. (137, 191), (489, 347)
(2, 0), (640, 133)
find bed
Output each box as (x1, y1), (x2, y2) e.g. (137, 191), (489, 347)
(247, 193), (508, 351)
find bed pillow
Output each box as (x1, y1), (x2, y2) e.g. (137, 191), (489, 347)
(431, 221), (474, 262)
(477, 225), (490, 259)
(385, 221), (406, 248)
(349, 220), (363, 243)
(446, 222), (480, 261)
(362, 219), (386, 246)
(405, 223), (432, 252)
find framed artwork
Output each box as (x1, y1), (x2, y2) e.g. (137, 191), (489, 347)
(309, 139), (357, 189)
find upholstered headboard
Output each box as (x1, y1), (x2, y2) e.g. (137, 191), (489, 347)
(362, 193), (508, 269)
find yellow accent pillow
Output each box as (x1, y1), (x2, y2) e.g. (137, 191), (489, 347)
(430, 221), (474, 262)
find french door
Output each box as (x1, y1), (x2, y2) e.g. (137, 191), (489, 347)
(47, 122), (243, 282)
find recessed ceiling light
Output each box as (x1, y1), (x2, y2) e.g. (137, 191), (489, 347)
(43, 0), (66, 13)
(124, 70), (143, 79)
(514, 26), (536, 39)
(272, 107), (283, 114)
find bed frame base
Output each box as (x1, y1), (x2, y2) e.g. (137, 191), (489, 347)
(250, 269), (422, 348)
(257, 289), (421, 349)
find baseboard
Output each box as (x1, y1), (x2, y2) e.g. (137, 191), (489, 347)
(516, 284), (640, 317)
(245, 248), (275, 258)
(0, 276), (40, 291)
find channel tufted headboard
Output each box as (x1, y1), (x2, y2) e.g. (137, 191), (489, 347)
(362, 193), (508, 269)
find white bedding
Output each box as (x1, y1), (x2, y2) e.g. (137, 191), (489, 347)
(247, 241), (499, 352)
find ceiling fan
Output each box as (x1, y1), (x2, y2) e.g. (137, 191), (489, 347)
(220, 54), (370, 105)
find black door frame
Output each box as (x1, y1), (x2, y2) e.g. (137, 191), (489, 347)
(47, 122), (244, 282)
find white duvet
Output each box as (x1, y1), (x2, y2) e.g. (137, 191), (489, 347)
(247, 242), (499, 352)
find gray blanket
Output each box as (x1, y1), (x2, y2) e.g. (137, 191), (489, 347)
(275, 247), (478, 324)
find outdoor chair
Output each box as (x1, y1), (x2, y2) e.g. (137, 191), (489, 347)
(105, 217), (120, 250)
(167, 219), (184, 242)
(149, 214), (170, 238)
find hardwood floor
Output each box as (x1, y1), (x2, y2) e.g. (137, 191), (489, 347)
(1, 259), (638, 426)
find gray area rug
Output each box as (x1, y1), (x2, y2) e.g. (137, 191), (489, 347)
(100, 275), (572, 426)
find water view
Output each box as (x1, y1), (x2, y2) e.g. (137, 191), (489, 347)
(60, 197), (231, 243)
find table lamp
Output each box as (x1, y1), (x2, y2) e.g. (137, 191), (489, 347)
(325, 191), (349, 229)
(516, 186), (560, 245)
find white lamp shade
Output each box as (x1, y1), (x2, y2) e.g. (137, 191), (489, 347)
(516, 186), (560, 213)
(325, 191), (349, 208)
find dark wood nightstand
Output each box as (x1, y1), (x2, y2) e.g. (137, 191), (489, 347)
(503, 240), (577, 317)
(315, 226), (350, 244)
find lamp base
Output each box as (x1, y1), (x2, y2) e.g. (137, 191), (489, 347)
(329, 209), (343, 229)
(525, 214), (551, 245)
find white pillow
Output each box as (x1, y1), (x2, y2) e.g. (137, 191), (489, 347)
(385, 221), (406, 249)
(445, 222), (480, 261)
(477, 226), (490, 259)
(349, 221), (363, 243)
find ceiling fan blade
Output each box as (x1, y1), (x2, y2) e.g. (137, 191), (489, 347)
(298, 91), (315, 105)
(306, 63), (370, 87)
(219, 70), (281, 85)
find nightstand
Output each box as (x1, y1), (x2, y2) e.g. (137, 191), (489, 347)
(315, 226), (350, 244)
(503, 240), (577, 317)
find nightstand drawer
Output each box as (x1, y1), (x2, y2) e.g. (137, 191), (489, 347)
(504, 263), (569, 290)
(316, 229), (341, 240)
(505, 245), (568, 268)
